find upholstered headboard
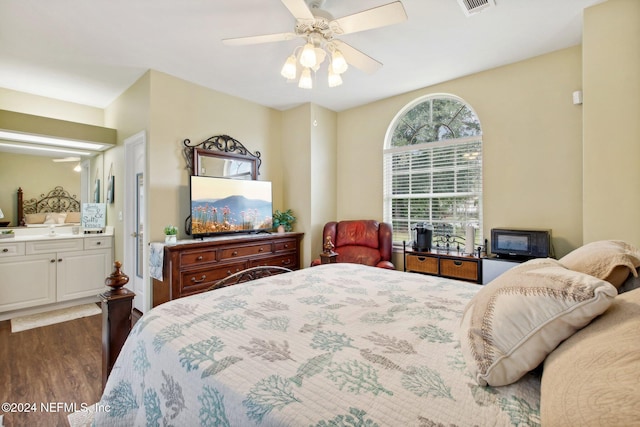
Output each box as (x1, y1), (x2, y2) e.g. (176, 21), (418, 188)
(17, 186), (81, 226)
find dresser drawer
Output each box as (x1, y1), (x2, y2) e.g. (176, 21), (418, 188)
(274, 238), (297, 252)
(180, 249), (218, 266)
(0, 241), (25, 258)
(84, 236), (112, 250)
(180, 261), (247, 296)
(220, 243), (272, 260)
(440, 258), (479, 281)
(406, 254), (438, 274)
(250, 254), (297, 269)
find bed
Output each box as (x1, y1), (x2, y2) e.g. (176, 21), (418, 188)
(95, 241), (640, 426)
(17, 186), (81, 226)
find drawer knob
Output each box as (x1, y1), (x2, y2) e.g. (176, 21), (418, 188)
(259, 247), (264, 252)
(58, 258), (63, 263)
(50, 259), (56, 263)
(96, 241), (101, 245)
(196, 255), (203, 261)
(191, 275), (206, 283)
(2, 248), (8, 253)
(232, 251), (238, 256)
(453, 260), (463, 266)
(284, 244), (289, 248)
(282, 259), (290, 265)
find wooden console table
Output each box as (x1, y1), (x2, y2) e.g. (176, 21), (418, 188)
(152, 232), (303, 306)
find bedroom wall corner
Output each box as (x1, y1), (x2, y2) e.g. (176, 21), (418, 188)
(583, 0), (640, 247)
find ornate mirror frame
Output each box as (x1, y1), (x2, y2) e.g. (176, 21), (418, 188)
(183, 134), (261, 180)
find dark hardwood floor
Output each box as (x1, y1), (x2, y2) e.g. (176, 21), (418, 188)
(0, 313), (102, 427)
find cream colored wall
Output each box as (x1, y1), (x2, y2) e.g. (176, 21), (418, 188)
(0, 152), (80, 224)
(282, 104), (312, 264)
(310, 105), (338, 263)
(0, 88), (104, 126)
(583, 0), (640, 247)
(103, 71), (152, 263)
(337, 46), (584, 258)
(146, 70), (283, 243)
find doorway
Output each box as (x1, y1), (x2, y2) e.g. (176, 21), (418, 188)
(124, 131), (147, 312)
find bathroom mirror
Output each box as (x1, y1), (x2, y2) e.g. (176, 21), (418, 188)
(183, 135), (261, 180)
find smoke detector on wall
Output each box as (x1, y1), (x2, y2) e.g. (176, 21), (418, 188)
(457, 0), (496, 17)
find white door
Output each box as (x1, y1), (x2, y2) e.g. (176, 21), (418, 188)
(124, 131), (147, 312)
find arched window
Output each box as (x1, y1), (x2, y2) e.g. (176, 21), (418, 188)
(384, 94), (483, 247)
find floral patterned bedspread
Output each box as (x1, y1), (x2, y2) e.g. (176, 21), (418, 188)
(95, 263), (540, 426)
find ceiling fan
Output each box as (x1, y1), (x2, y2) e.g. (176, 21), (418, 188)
(222, 0), (408, 88)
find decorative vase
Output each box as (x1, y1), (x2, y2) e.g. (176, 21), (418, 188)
(165, 234), (177, 244)
(277, 225), (285, 233)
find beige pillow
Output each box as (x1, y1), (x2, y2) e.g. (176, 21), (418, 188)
(460, 258), (617, 386)
(559, 240), (640, 288)
(24, 213), (47, 224)
(541, 287), (640, 426)
(65, 211), (81, 223)
(44, 212), (67, 224)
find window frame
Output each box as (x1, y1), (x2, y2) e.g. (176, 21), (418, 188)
(383, 94), (483, 249)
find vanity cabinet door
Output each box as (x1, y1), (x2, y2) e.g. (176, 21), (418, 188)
(57, 248), (112, 301)
(0, 253), (56, 312)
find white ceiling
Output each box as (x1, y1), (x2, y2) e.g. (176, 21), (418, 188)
(0, 0), (605, 113)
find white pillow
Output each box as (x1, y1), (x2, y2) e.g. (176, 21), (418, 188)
(44, 212), (67, 224)
(460, 258), (617, 386)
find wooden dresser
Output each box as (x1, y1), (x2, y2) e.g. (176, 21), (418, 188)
(152, 232), (303, 306)
(404, 248), (482, 284)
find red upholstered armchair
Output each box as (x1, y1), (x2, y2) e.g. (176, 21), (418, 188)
(311, 220), (395, 269)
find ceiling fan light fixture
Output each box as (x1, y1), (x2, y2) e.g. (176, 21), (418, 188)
(299, 68), (313, 89)
(280, 54), (298, 79)
(299, 42), (317, 68)
(327, 68), (343, 87)
(331, 49), (348, 74)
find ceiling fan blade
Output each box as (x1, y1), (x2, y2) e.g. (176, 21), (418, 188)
(333, 1), (408, 35)
(333, 40), (382, 75)
(222, 32), (298, 46)
(280, 0), (314, 20)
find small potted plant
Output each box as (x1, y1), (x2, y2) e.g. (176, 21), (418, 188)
(164, 225), (178, 243)
(272, 209), (296, 233)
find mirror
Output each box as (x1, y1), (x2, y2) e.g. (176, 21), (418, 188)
(194, 148), (256, 180)
(183, 135), (261, 180)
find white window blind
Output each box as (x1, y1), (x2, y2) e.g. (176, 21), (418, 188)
(384, 133), (482, 246)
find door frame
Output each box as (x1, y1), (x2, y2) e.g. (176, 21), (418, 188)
(124, 130), (148, 312)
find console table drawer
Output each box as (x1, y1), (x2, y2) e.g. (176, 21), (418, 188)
(180, 249), (217, 266)
(440, 258), (479, 281)
(180, 261), (247, 296)
(220, 243), (271, 260)
(406, 254), (438, 274)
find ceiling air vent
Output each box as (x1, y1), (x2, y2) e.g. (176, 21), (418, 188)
(457, 0), (496, 17)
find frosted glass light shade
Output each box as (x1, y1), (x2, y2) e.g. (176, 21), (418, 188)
(280, 55), (297, 80)
(299, 42), (317, 68)
(331, 50), (348, 74)
(298, 68), (313, 89)
(328, 68), (343, 87)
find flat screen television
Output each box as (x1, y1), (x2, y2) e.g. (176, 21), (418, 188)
(190, 175), (273, 238)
